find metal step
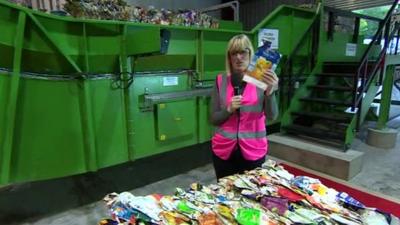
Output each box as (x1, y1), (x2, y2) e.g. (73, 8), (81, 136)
(316, 72), (355, 78)
(323, 62), (359, 74)
(299, 97), (353, 106)
(308, 85), (353, 91)
(283, 124), (345, 141)
(323, 61), (376, 74)
(292, 111), (353, 123)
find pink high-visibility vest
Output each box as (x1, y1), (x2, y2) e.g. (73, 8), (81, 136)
(211, 74), (268, 161)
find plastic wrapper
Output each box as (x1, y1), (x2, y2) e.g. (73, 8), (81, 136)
(240, 189), (261, 201)
(215, 204), (236, 223)
(235, 208), (261, 225)
(160, 211), (190, 225)
(260, 196), (288, 215)
(177, 200), (197, 214)
(277, 186), (304, 202)
(98, 218), (119, 225)
(262, 159), (277, 168)
(194, 191), (215, 204)
(118, 192), (162, 223)
(243, 41), (281, 90)
(198, 213), (223, 225)
(109, 204), (134, 223)
(337, 192), (366, 209)
(330, 213), (362, 225)
(291, 176), (320, 195)
(284, 211), (314, 224)
(294, 207), (328, 222)
(361, 209), (390, 225)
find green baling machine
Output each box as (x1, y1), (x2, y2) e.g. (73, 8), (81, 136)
(1, 0), (397, 184)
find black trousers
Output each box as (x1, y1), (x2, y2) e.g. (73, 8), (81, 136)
(212, 146), (265, 180)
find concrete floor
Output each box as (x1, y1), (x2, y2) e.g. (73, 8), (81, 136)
(350, 125), (400, 198)
(1, 109), (399, 225)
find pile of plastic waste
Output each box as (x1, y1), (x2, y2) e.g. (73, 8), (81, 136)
(63, 0), (219, 28)
(64, 0), (132, 20)
(7, 0), (30, 7)
(99, 160), (397, 225)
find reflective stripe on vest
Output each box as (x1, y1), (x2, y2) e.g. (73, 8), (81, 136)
(216, 127), (266, 139)
(220, 73), (227, 107)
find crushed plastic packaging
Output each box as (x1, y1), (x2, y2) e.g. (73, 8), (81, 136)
(243, 41), (281, 90)
(260, 196), (288, 215)
(61, 0), (219, 28)
(337, 192), (366, 209)
(100, 159), (399, 225)
(235, 208), (261, 225)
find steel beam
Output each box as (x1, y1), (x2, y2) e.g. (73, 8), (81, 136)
(77, 22), (97, 172)
(377, 65), (395, 129)
(26, 12), (82, 73)
(0, 11), (26, 183)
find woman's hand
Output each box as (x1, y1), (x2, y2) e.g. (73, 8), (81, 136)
(227, 95), (242, 113)
(261, 69), (279, 96)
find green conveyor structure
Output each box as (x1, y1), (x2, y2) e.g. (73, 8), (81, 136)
(1, 0), (399, 184)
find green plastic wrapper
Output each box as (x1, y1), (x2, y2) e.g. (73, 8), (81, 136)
(236, 208), (261, 225)
(177, 200), (196, 214)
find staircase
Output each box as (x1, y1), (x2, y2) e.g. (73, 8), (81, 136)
(283, 62), (368, 150)
(280, 1), (400, 151)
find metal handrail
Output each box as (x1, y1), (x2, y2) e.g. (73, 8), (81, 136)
(388, 20), (400, 55)
(352, 1), (399, 111)
(324, 6), (382, 22)
(324, 6), (384, 42)
(281, 3), (321, 105)
(351, 0), (399, 129)
(367, 22), (400, 84)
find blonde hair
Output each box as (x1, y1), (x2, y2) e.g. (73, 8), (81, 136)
(225, 34), (254, 75)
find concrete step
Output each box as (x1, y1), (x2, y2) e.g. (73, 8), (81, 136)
(268, 133), (364, 180)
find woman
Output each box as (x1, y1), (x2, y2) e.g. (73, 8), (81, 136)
(210, 34), (279, 180)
